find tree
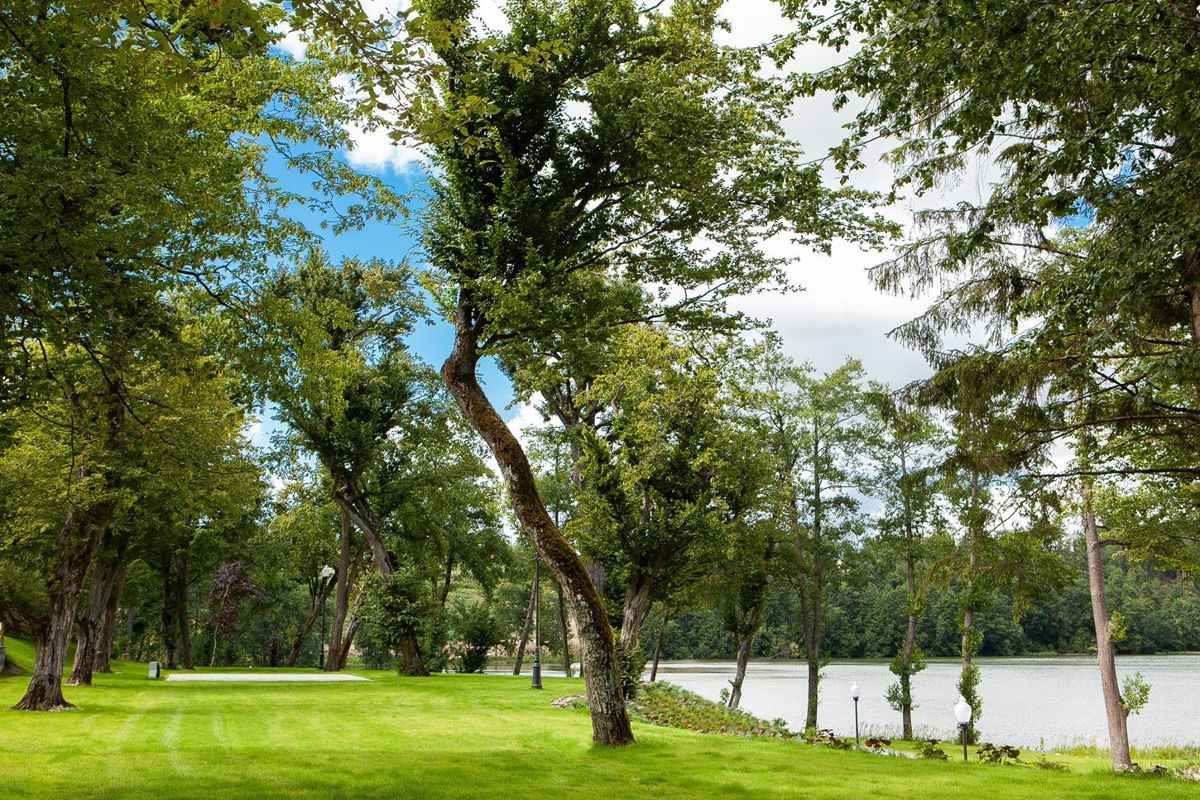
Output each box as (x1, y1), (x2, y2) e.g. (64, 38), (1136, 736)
(385, 0), (890, 744)
(0, 0), (369, 710)
(798, 0), (1200, 768)
(759, 355), (869, 730)
(866, 388), (945, 739)
(242, 249), (425, 580)
(575, 328), (756, 651)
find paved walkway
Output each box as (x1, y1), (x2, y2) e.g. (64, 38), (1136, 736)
(166, 672), (371, 682)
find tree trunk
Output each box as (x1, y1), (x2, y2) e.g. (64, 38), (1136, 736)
(285, 577), (336, 668)
(400, 633), (428, 676)
(728, 627), (756, 710)
(618, 570), (656, 650)
(15, 506), (103, 711)
(1082, 478), (1133, 770)
(176, 551), (193, 669)
(337, 616), (360, 670)
(513, 574), (536, 675)
(161, 564), (179, 670)
(899, 551), (918, 740)
(440, 553), (454, 606)
(556, 582), (572, 677)
(800, 549), (824, 730)
(331, 475), (393, 579)
(122, 605), (134, 661)
(68, 529), (117, 687)
(649, 613), (670, 683)
(326, 508), (357, 671)
(95, 563), (125, 674)
(441, 303), (633, 746)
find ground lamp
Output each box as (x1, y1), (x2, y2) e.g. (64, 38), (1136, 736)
(319, 564), (335, 670)
(953, 697), (972, 762)
(850, 682), (861, 744)
(531, 555), (543, 690)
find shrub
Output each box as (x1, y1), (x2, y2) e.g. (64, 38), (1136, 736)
(614, 635), (646, 699)
(631, 682), (796, 739)
(977, 742), (1023, 765)
(917, 739), (949, 760)
(450, 599), (505, 674)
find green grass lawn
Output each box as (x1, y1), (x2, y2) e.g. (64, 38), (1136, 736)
(0, 637), (1194, 799)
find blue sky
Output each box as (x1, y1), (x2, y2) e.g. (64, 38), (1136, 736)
(256, 144), (518, 432)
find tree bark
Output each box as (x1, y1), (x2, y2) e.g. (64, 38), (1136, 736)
(513, 574), (536, 675)
(618, 567), (658, 650)
(441, 301), (633, 745)
(160, 561), (179, 669)
(1082, 477), (1133, 770)
(176, 551), (193, 670)
(68, 532), (127, 690)
(68, 530), (123, 686)
(337, 616), (360, 670)
(121, 605), (134, 661)
(649, 612), (670, 683)
(400, 632), (428, 675)
(331, 475), (393, 579)
(95, 563), (125, 674)
(285, 577), (336, 668)
(899, 553), (918, 740)
(326, 508), (361, 671)
(727, 625), (756, 710)
(15, 506), (103, 710)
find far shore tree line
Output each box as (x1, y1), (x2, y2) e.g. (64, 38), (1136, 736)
(1, 0), (1198, 774)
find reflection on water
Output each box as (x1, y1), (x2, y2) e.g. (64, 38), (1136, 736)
(650, 656), (1200, 749)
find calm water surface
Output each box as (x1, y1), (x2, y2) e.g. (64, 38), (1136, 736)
(650, 656), (1200, 749)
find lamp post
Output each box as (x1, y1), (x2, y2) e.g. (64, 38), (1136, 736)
(319, 564), (334, 670)
(850, 682), (861, 744)
(531, 554), (543, 689)
(954, 697), (972, 762)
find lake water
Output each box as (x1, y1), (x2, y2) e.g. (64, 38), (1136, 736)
(650, 656), (1200, 750)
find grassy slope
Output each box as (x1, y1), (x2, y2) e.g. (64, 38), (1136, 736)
(0, 637), (1192, 800)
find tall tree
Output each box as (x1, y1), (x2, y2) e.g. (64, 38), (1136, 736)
(401, 0), (886, 744)
(0, 0), (370, 710)
(799, 0), (1200, 767)
(772, 357), (869, 731)
(866, 388), (945, 739)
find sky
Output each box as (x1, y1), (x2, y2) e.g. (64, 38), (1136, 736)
(256, 0), (999, 447)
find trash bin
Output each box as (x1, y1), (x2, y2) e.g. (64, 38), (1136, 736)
(0, 643), (6, 672)
(148, 661), (160, 680)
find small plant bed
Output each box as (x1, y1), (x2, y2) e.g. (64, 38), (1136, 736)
(630, 682), (795, 739)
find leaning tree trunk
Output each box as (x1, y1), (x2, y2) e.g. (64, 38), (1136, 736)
(15, 507), (103, 711)
(285, 578), (336, 668)
(513, 575), (536, 675)
(441, 304), (633, 745)
(95, 563), (126, 674)
(728, 624), (757, 711)
(1082, 477), (1133, 770)
(331, 474), (393, 580)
